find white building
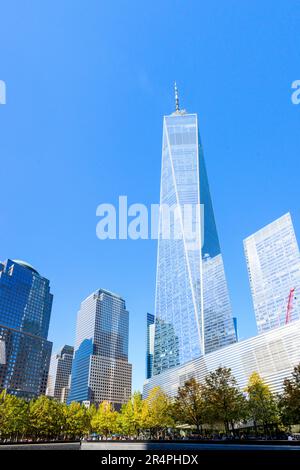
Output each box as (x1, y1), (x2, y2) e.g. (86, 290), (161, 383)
(143, 319), (300, 397)
(244, 213), (300, 334)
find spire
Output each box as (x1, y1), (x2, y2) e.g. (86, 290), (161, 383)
(174, 82), (179, 112)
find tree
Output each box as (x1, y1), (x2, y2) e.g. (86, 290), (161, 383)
(64, 402), (89, 439)
(119, 392), (143, 437)
(173, 378), (206, 432)
(202, 367), (247, 434)
(86, 403), (97, 434)
(29, 396), (65, 439)
(141, 387), (174, 438)
(0, 390), (29, 441)
(245, 372), (279, 435)
(91, 401), (118, 438)
(279, 364), (300, 426)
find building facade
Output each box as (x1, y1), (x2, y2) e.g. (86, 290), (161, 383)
(0, 259), (53, 398)
(244, 213), (300, 334)
(153, 89), (236, 376)
(146, 313), (155, 379)
(46, 345), (74, 403)
(144, 319), (300, 398)
(68, 289), (132, 409)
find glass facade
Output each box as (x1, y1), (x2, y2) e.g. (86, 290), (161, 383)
(144, 319), (300, 398)
(153, 109), (236, 376)
(0, 259), (53, 398)
(46, 345), (74, 403)
(244, 213), (300, 334)
(146, 312), (155, 379)
(68, 289), (132, 408)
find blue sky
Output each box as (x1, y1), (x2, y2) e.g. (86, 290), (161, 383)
(0, 0), (300, 391)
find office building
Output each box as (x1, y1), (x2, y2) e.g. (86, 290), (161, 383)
(146, 313), (155, 379)
(153, 85), (236, 376)
(68, 289), (132, 409)
(244, 213), (300, 333)
(46, 345), (74, 403)
(0, 259), (53, 398)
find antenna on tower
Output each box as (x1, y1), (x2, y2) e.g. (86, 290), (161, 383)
(174, 82), (179, 112)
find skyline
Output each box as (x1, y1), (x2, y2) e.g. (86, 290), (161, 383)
(1, 1), (300, 391)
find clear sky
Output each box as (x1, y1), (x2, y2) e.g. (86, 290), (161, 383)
(0, 1), (300, 391)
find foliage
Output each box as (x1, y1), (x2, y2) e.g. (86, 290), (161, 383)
(1, 364), (300, 441)
(118, 391), (143, 437)
(279, 365), (300, 426)
(141, 386), (174, 438)
(63, 401), (89, 438)
(0, 390), (28, 440)
(29, 395), (65, 439)
(245, 372), (279, 432)
(91, 401), (118, 437)
(173, 378), (206, 431)
(202, 367), (248, 433)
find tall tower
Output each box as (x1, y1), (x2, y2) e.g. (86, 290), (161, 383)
(46, 345), (74, 403)
(146, 313), (155, 379)
(244, 212), (300, 333)
(0, 259), (53, 398)
(152, 86), (236, 376)
(68, 288), (132, 409)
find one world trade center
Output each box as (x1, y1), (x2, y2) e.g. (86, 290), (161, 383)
(153, 85), (236, 376)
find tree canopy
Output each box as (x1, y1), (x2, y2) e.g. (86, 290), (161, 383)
(0, 364), (300, 442)
(279, 364), (300, 426)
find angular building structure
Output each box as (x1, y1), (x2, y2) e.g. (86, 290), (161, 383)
(0, 259), (53, 398)
(144, 319), (300, 397)
(46, 345), (74, 403)
(68, 289), (132, 409)
(153, 85), (236, 377)
(144, 89), (300, 401)
(244, 213), (300, 333)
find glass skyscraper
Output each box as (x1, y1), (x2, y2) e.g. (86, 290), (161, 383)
(244, 212), (300, 333)
(0, 259), (53, 398)
(46, 345), (74, 403)
(68, 288), (132, 409)
(146, 313), (155, 379)
(153, 89), (236, 376)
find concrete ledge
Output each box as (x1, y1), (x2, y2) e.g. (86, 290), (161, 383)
(81, 440), (300, 451)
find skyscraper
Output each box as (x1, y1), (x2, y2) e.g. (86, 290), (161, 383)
(146, 313), (155, 379)
(68, 288), (132, 409)
(0, 259), (53, 398)
(244, 212), (300, 333)
(153, 86), (236, 376)
(46, 345), (74, 403)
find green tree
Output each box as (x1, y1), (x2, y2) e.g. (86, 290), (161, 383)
(279, 364), (300, 426)
(29, 396), (65, 439)
(0, 390), (29, 441)
(173, 378), (206, 432)
(119, 392), (143, 437)
(91, 401), (118, 438)
(245, 372), (279, 435)
(64, 402), (89, 439)
(141, 386), (174, 438)
(202, 367), (247, 434)
(86, 403), (97, 434)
